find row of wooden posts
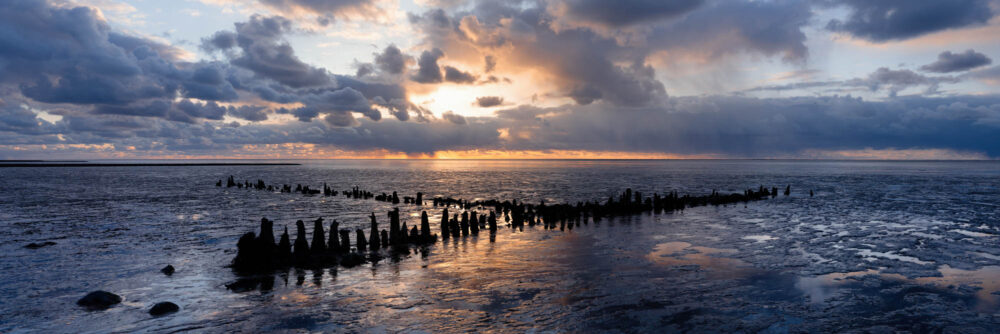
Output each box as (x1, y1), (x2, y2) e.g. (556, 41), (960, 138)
(229, 181), (802, 273)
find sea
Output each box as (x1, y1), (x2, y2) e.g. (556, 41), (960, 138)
(1, 159), (999, 332)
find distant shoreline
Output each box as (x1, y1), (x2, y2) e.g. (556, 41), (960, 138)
(0, 163), (301, 168)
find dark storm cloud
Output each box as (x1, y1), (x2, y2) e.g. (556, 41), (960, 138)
(921, 50), (993, 73)
(443, 66), (477, 83)
(475, 96), (504, 107)
(0, 0), (240, 111)
(276, 87), (378, 123)
(494, 96), (1000, 157)
(824, 0), (995, 42)
(374, 45), (409, 75)
(559, 0), (704, 27)
(0, 0), (422, 135)
(411, 49), (445, 83)
(7, 93), (1000, 158)
(225, 105), (269, 122)
(0, 98), (58, 135)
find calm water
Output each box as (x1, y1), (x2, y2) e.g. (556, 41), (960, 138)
(2, 160), (1000, 332)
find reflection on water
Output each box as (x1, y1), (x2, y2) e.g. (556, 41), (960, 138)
(797, 265), (1000, 312)
(646, 241), (749, 276)
(2, 160), (1000, 331)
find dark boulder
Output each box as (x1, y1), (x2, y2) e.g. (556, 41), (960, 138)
(149, 302), (179, 316)
(161, 265), (175, 276)
(77, 290), (122, 310)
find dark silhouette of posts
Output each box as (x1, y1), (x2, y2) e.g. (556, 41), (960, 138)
(488, 211), (497, 234)
(450, 214), (460, 238)
(389, 208), (401, 245)
(440, 208), (450, 239)
(328, 220), (339, 251)
(355, 229), (367, 252)
(257, 218), (275, 252)
(369, 213), (381, 251)
(311, 217), (325, 253)
(420, 211), (431, 240)
(469, 211), (479, 235)
(339, 230), (351, 253)
(293, 220), (309, 260)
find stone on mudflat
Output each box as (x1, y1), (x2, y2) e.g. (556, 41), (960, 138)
(149, 302), (180, 316)
(77, 290), (122, 310)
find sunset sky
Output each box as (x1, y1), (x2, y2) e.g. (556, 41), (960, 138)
(1, 0), (999, 159)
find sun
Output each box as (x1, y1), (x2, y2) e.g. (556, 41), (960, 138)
(411, 84), (499, 118)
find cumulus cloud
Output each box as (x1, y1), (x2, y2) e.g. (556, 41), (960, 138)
(824, 0), (995, 42)
(374, 44), (409, 75)
(219, 15), (332, 88)
(409, 0), (810, 107)
(3, 0), (1000, 160)
(411, 48), (444, 83)
(921, 50), (993, 73)
(444, 66), (477, 83)
(475, 96), (504, 107)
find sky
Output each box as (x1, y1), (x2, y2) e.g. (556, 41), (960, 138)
(1, 0), (999, 159)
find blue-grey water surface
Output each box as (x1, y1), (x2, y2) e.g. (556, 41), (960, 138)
(1, 160), (1000, 332)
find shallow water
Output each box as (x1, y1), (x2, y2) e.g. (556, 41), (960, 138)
(1, 160), (1000, 332)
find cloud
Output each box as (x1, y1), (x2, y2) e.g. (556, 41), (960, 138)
(746, 67), (960, 97)
(491, 95), (1000, 157)
(920, 49), (993, 73)
(374, 44), (409, 75)
(475, 96), (504, 107)
(411, 48), (444, 83)
(409, 0), (809, 107)
(849, 67), (958, 96)
(443, 66), (477, 83)
(256, 0), (386, 24)
(555, 0), (704, 27)
(440, 110), (467, 124)
(824, 0), (995, 42)
(220, 15), (332, 88)
(484, 55), (496, 73)
(966, 66), (1000, 85)
(645, 0), (812, 62)
(0, 0), (422, 134)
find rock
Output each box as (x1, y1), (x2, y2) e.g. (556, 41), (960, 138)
(149, 302), (179, 316)
(77, 290), (122, 310)
(161, 265), (175, 276)
(24, 241), (56, 249)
